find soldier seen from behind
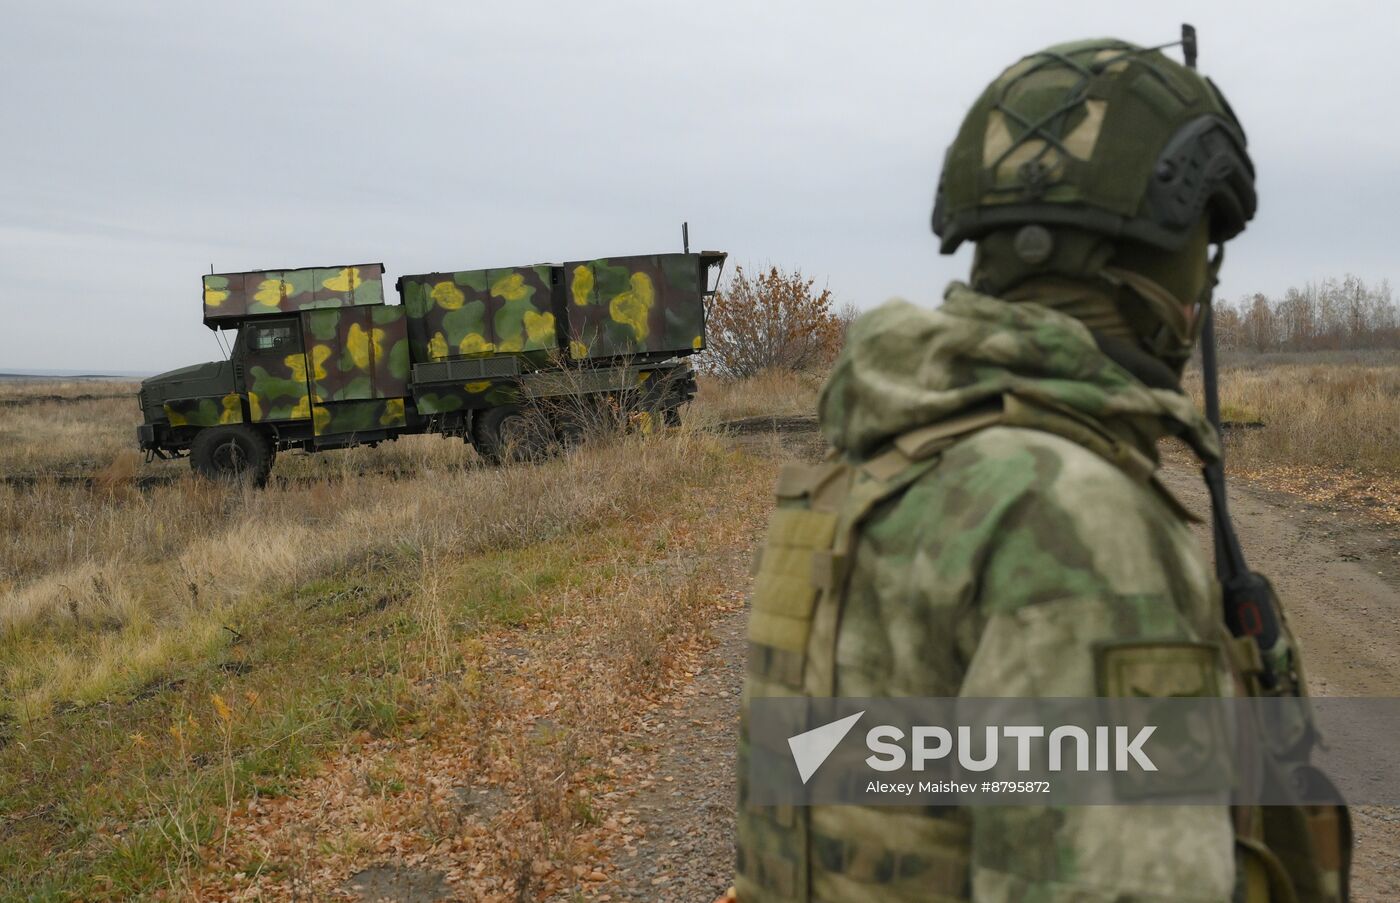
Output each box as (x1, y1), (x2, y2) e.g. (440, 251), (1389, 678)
(732, 33), (1350, 903)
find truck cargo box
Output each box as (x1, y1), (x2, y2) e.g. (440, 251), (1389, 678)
(398, 252), (722, 368)
(563, 253), (710, 361)
(202, 263), (385, 327)
(399, 265), (559, 364)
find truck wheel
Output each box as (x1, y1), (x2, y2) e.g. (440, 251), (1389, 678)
(190, 424), (274, 487)
(473, 405), (551, 464)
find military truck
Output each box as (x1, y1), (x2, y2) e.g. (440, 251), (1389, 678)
(136, 252), (726, 483)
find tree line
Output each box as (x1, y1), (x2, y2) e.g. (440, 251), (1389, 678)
(702, 267), (1400, 379)
(1214, 275), (1400, 353)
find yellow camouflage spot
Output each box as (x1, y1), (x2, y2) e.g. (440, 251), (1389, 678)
(247, 391), (263, 421)
(323, 267), (362, 293)
(345, 323), (385, 370)
(289, 395), (314, 422)
(569, 339), (589, 359)
(204, 286), (229, 307)
(609, 272), (654, 341)
(496, 336), (524, 353)
(571, 265), (594, 305)
(428, 332), (449, 360)
(633, 410), (655, 435)
(253, 278), (290, 306)
(459, 333), (496, 355)
(636, 371), (651, 384)
(310, 403), (331, 433)
(165, 404), (188, 427)
(523, 310), (555, 343)
(490, 272), (528, 301)
(284, 352), (308, 382)
(464, 380), (491, 393)
(431, 281), (465, 310)
(692, 335), (703, 349)
(285, 345), (331, 382)
(219, 393), (242, 424)
(379, 397), (406, 426)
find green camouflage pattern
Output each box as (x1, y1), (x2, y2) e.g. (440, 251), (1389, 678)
(300, 305), (412, 436)
(310, 398), (408, 436)
(163, 394), (243, 428)
(243, 321), (312, 424)
(737, 285), (1241, 902)
(820, 285), (1218, 462)
(414, 379), (519, 415)
(230, 291), (412, 434)
(401, 265), (558, 363)
(203, 264), (385, 325)
(301, 305), (411, 403)
(564, 253), (705, 360)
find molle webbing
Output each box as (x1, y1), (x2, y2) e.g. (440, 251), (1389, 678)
(737, 407), (1003, 903)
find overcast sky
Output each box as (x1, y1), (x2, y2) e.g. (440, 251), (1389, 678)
(2, 1), (1396, 373)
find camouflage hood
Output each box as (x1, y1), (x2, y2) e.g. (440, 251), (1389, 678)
(819, 283), (1220, 463)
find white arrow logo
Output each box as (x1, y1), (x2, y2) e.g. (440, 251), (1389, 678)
(788, 711), (865, 784)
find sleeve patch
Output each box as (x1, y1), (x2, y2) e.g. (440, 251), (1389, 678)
(1095, 641), (1222, 698)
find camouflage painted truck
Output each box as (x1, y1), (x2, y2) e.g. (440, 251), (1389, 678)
(136, 252), (726, 483)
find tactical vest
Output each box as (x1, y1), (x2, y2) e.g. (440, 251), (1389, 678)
(735, 393), (1350, 903)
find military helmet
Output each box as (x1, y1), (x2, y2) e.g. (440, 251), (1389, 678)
(932, 38), (1255, 254)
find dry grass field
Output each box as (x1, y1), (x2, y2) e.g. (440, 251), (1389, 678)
(1, 356), (1396, 898)
(1183, 350), (1400, 519)
(0, 377), (781, 899)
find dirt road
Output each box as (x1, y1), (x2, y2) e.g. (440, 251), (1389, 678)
(1162, 465), (1400, 901)
(607, 453), (1400, 902)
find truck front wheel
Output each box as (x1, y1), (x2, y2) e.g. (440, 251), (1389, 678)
(189, 424), (275, 487)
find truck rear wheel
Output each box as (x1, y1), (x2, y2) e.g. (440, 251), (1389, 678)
(190, 424), (274, 487)
(472, 405), (553, 465)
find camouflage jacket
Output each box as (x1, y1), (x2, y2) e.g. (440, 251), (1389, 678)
(737, 284), (1241, 902)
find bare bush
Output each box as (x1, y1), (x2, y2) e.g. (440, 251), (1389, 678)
(700, 265), (844, 378)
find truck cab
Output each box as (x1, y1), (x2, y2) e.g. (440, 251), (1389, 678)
(137, 263), (413, 483)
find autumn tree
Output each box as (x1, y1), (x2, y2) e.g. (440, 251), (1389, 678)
(701, 265), (845, 378)
(1212, 275), (1400, 353)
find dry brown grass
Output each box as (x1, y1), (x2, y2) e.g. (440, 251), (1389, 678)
(0, 379), (745, 719)
(0, 375), (779, 898)
(1183, 351), (1400, 476)
(0, 381), (139, 474)
(3, 443), (726, 719)
(687, 368), (823, 427)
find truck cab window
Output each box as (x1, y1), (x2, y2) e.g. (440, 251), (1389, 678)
(248, 322), (298, 353)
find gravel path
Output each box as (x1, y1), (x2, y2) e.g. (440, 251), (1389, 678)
(601, 610), (745, 902)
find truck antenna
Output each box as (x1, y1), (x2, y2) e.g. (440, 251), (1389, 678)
(682, 221), (690, 254)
